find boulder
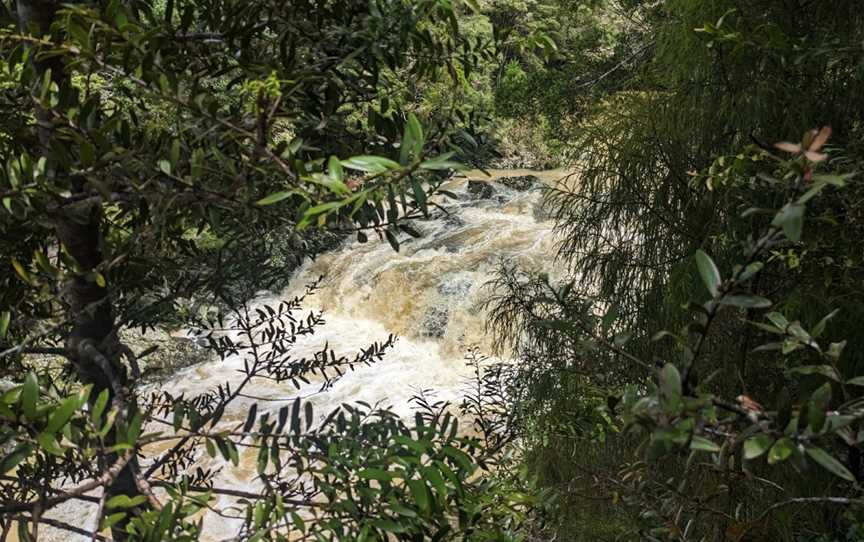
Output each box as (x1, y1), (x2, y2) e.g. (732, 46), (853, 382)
(467, 180), (495, 199)
(498, 174), (539, 191)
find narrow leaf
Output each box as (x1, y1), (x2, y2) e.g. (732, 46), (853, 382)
(695, 250), (721, 297)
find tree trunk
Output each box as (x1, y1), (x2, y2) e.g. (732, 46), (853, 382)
(16, 1), (143, 538)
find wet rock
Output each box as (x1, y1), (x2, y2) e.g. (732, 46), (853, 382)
(420, 306), (449, 338)
(443, 213), (466, 228)
(467, 180), (495, 199)
(532, 201), (554, 222)
(121, 328), (213, 382)
(498, 175), (539, 191)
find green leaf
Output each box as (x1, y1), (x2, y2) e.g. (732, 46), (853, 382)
(407, 479), (430, 512)
(290, 397), (301, 434)
(0, 311), (9, 339)
(739, 261), (764, 281)
(767, 437), (794, 465)
(743, 434), (773, 460)
(406, 113), (424, 156)
(358, 468), (393, 481)
(422, 465), (447, 498)
(158, 159), (172, 176)
(372, 519), (408, 533)
(788, 365), (840, 381)
(299, 200), (344, 226)
(846, 376), (864, 386)
(45, 396), (78, 434)
(256, 443), (268, 474)
(205, 438), (216, 458)
(126, 412), (143, 443)
(808, 382), (831, 432)
(811, 173), (851, 187)
(659, 363), (682, 402)
(797, 180), (829, 204)
(170, 139), (180, 167)
(0, 443), (33, 473)
(243, 404), (258, 433)
(718, 295), (772, 309)
(22, 372), (38, 419)
(772, 203), (805, 242)
(443, 446), (474, 472)
(226, 440), (239, 465)
(68, 20), (91, 50)
(304, 401), (313, 431)
(766, 312), (789, 329)
(418, 159), (466, 171)
(390, 502), (418, 518)
(308, 172), (350, 195)
(385, 228), (400, 252)
(91, 389), (110, 423)
(341, 155), (400, 173)
(811, 309), (839, 338)
(805, 446), (855, 482)
(690, 436), (720, 453)
(400, 113), (424, 165)
(106, 494), (148, 509)
(37, 431), (64, 455)
(695, 250), (721, 297)
(11, 258), (34, 286)
(328, 155), (344, 182)
(190, 148), (204, 180)
(17, 517), (32, 542)
(411, 178), (428, 216)
(827, 341), (846, 361)
(101, 512), (127, 530)
(256, 191), (295, 206)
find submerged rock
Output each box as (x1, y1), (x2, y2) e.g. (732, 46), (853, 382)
(498, 174), (539, 191)
(467, 180), (495, 199)
(443, 213), (466, 228)
(420, 306), (449, 338)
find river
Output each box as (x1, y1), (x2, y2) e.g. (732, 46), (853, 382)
(41, 168), (569, 540)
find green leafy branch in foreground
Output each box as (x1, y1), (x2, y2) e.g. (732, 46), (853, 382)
(1, 287), (532, 541)
(255, 112), (468, 251)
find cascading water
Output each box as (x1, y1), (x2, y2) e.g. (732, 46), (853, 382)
(39, 169), (568, 541)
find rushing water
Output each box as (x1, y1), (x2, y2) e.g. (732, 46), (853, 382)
(40, 169), (568, 541)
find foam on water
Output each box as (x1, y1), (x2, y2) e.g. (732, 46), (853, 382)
(38, 169), (569, 541)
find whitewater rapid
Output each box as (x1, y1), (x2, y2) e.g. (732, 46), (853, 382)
(40, 169), (568, 541)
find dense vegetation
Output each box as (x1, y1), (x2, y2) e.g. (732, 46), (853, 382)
(488, 1), (864, 540)
(2, 0), (864, 541)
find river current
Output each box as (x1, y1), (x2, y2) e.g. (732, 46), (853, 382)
(41, 169), (568, 540)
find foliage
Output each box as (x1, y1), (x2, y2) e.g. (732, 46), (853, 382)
(487, 1), (864, 540)
(495, 127), (864, 540)
(1, 287), (531, 540)
(0, 0), (529, 539)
